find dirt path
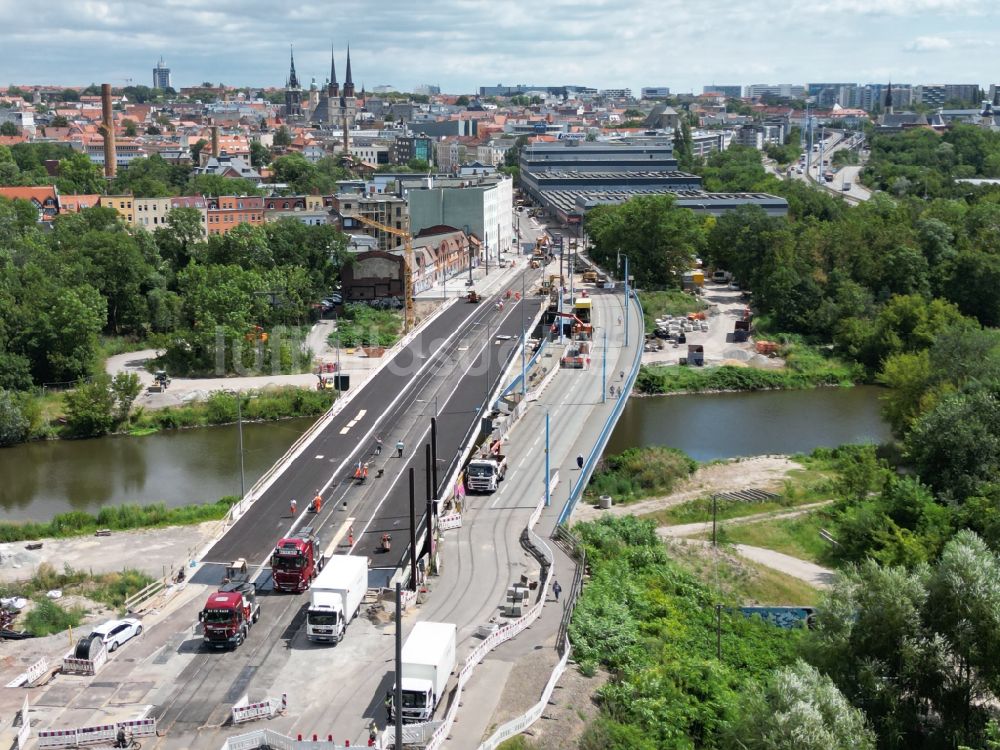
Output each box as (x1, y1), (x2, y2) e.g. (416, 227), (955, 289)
(573, 455), (802, 523)
(728, 543), (836, 588)
(656, 501), (833, 538)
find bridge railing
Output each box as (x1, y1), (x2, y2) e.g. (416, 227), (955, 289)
(556, 286), (644, 526)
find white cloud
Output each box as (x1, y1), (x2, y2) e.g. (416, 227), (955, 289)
(905, 35), (953, 51)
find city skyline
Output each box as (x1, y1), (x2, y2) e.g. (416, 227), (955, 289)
(0, 0), (997, 94)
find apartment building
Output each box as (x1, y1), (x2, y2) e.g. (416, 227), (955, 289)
(206, 195), (264, 236)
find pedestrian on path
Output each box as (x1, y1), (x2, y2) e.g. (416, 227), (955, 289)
(289, 498), (297, 516)
(375, 436), (383, 455)
(553, 580), (562, 601)
(576, 454), (584, 470)
(396, 439), (405, 457)
(619, 370), (625, 380)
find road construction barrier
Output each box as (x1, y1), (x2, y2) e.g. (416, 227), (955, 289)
(16, 694), (29, 749)
(231, 695), (279, 725)
(37, 718), (157, 748)
(61, 642), (107, 676)
(438, 512), (462, 531)
(6, 656), (48, 688)
(220, 729), (360, 749)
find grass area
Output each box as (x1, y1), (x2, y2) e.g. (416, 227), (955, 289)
(129, 387), (333, 432)
(0, 497), (237, 543)
(707, 512), (833, 565)
(585, 446), (697, 503)
(636, 335), (862, 395)
(638, 289), (707, 333)
(331, 303), (403, 348)
(5, 563), (156, 636)
(667, 538), (821, 606)
(641, 469), (836, 527)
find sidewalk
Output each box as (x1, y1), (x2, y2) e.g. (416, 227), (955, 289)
(441, 278), (640, 748)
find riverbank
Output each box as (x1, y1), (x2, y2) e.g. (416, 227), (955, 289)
(0, 519), (222, 583)
(0, 498), (235, 543)
(635, 354), (862, 395)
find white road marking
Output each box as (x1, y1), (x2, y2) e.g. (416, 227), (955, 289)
(315, 455), (324, 459)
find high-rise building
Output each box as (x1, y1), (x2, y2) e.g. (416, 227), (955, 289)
(745, 84), (806, 100)
(915, 84), (980, 107)
(703, 85), (742, 99)
(641, 87), (672, 100)
(152, 57), (171, 90)
(807, 83), (858, 108)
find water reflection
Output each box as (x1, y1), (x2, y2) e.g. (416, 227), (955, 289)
(0, 418), (314, 522)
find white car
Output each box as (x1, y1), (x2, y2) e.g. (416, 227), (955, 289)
(89, 618), (143, 652)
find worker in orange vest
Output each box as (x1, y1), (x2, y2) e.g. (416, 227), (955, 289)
(312, 491), (322, 514)
(290, 498), (297, 515)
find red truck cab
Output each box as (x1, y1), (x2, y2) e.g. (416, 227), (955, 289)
(271, 527), (326, 592)
(200, 582), (259, 649)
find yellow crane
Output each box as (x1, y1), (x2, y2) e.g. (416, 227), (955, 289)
(352, 213), (415, 332)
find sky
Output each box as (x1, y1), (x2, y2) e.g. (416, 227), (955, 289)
(0, 0), (996, 95)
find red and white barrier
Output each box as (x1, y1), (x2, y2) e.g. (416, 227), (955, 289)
(6, 656), (48, 688)
(61, 642), (107, 676)
(438, 512), (463, 531)
(232, 695), (279, 725)
(16, 695), (30, 750)
(36, 717), (157, 748)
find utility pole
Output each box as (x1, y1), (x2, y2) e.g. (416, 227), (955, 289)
(394, 583), (403, 743)
(424, 443), (434, 561)
(521, 271), (527, 396)
(602, 327), (607, 404)
(408, 468), (417, 591)
(236, 393), (245, 500)
(431, 417), (439, 513)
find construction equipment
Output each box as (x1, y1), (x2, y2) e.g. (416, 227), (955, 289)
(467, 290), (481, 303)
(352, 213), (415, 332)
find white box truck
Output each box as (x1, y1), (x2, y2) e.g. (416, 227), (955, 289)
(305, 555), (368, 643)
(397, 621), (457, 723)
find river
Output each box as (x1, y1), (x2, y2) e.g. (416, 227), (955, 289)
(1, 418), (314, 522)
(605, 386), (892, 462)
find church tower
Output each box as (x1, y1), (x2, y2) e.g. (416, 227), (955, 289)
(284, 46), (303, 118)
(884, 81), (893, 115)
(328, 44), (340, 98)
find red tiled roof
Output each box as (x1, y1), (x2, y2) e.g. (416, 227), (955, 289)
(0, 186), (58, 203)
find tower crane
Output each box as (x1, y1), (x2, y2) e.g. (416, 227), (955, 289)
(351, 213), (415, 332)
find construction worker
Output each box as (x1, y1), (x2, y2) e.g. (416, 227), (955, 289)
(368, 719), (378, 744)
(381, 533), (392, 552)
(289, 498), (297, 515)
(312, 491), (322, 514)
(384, 692), (393, 721)
(362, 462), (369, 481)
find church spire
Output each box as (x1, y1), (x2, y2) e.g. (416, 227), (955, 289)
(885, 80), (893, 114)
(343, 44), (355, 97)
(328, 43), (339, 97)
(288, 45), (299, 89)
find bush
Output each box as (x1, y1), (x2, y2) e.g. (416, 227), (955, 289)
(331, 303), (402, 348)
(587, 446), (696, 502)
(23, 598), (84, 637)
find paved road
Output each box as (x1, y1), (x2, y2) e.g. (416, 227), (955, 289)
(204, 280), (542, 571)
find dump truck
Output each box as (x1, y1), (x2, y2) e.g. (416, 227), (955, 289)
(306, 555), (369, 643)
(271, 527), (325, 593)
(396, 621), (457, 723)
(465, 439), (507, 494)
(200, 580), (260, 650)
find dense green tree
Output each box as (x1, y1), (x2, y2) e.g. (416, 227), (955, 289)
(586, 194), (706, 288)
(272, 126), (292, 147)
(724, 660), (875, 750)
(0, 122), (18, 136)
(64, 375), (117, 437)
(56, 151), (104, 194)
(155, 207), (205, 271)
(121, 119), (138, 137)
(190, 138), (209, 164)
(249, 140), (271, 169)
(49, 115), (69, 128)
(0, 388), (29, 446)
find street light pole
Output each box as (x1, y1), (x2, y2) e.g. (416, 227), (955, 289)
(623, 254), (630, 348)
(544, 410), (550, 507)
(237, 393), (245, 500)
(521, 271), (527, 397)
(602, 327), (607, 404)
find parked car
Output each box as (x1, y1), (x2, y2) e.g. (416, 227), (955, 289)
(89, 618), (143, 652)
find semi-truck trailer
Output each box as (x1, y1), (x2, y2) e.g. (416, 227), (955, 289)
(396, 621), (457, 723)
(305, 555), (369, 643)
